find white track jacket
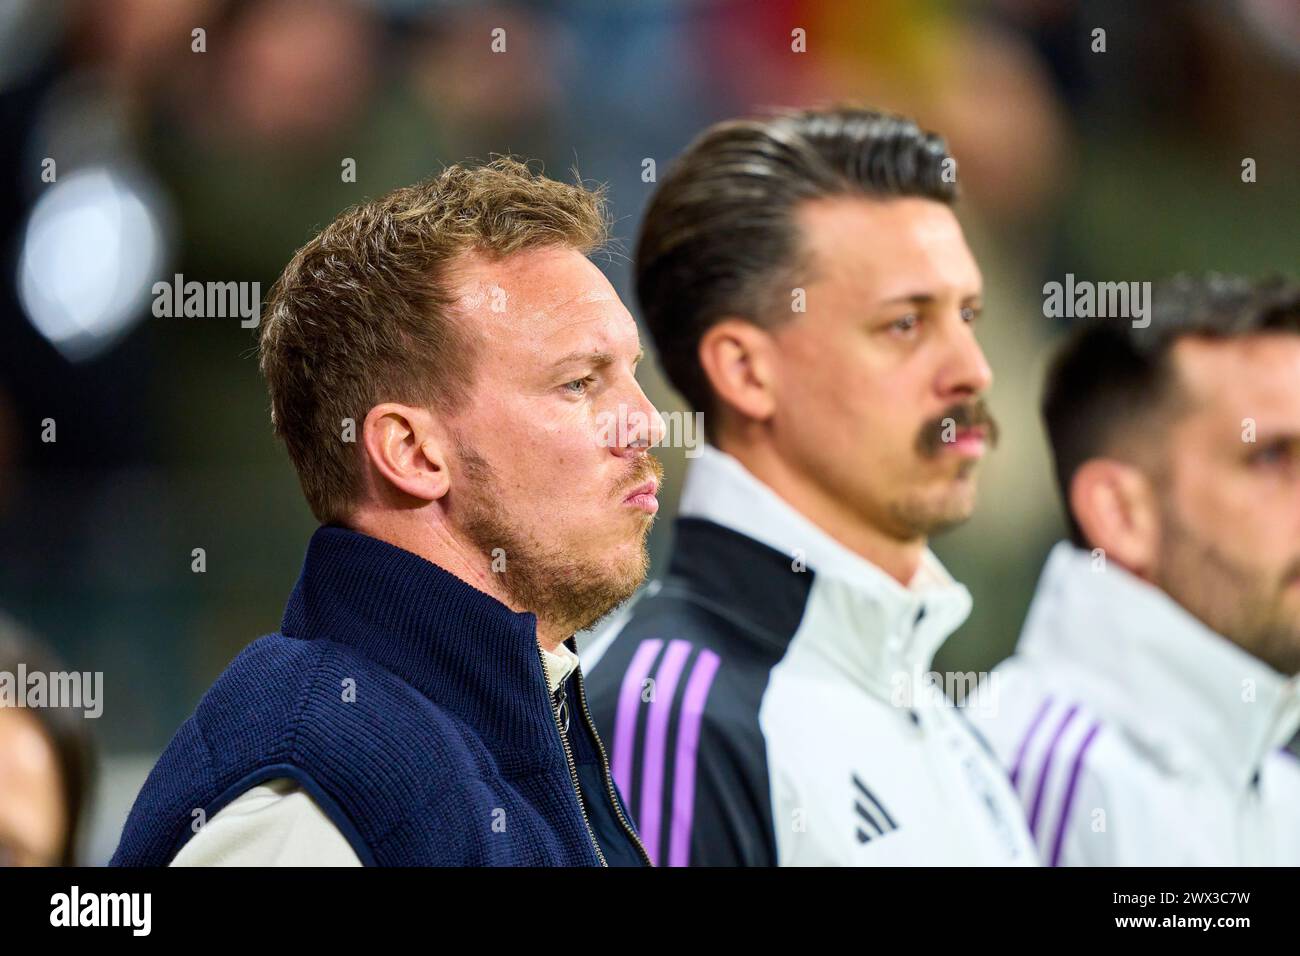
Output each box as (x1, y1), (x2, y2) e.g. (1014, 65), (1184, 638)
(584, 445), (1037, 866)
(972, 542), (1300, 866)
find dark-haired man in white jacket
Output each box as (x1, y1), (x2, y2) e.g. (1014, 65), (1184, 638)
(975, 275), (1300, 865)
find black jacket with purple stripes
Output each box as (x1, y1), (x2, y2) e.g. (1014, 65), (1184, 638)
(583, 518), (811, 866)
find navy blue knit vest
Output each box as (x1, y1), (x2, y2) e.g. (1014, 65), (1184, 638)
(111, 526), (650, 866)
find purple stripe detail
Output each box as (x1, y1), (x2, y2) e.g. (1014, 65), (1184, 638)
(638, 639), (693, 866)
(1049, 720), (1102, 867)
(1027, 704), (1079, 839)
(1009, 695), (1055, 790)
(667, 649), (722, 868)
(611, 639), (663, 800)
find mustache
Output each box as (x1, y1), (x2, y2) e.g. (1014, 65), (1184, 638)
(616, 454), (665, 498)
(915, 399), (1000, 457)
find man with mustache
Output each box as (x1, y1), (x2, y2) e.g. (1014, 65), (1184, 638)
(112, 159), (661, 866)
(583, 107), (1036, 865)
(973, 275), (1300, 866)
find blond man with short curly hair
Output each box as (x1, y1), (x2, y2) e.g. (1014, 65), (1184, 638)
(113, 159), (662, 867)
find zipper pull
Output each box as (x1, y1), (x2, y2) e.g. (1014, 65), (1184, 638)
(554, 680), (570, 736)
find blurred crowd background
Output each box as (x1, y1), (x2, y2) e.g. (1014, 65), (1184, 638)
(1, 0), (1297, 864)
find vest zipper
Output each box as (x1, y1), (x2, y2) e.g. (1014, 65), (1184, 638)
(539, 643), (607, 866)
(574, 663), (655, 866)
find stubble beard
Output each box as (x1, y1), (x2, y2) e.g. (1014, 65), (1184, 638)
(887, 462), (981, 539)
(1156, 503), (1300, 676)
(892, 398), (997, 537)
(456, 441), (656, 638)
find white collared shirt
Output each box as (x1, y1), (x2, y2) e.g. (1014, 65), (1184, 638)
(972, 542), (1300, 865)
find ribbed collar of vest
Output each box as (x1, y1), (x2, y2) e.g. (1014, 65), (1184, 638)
(281, 525), (557, 760)
(678, 444), (972, 696)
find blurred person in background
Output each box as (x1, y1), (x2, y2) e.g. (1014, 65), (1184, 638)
(111, 159), (659, 867)
(583, 106), (1037, 866)
(974, 275), (1300, 866)
(0, 615), (95, 866)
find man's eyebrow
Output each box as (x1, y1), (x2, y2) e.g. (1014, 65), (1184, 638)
(1248, 430), (1300, 447)
(877, 292), (984, 306)
(549, 348), (644, 370)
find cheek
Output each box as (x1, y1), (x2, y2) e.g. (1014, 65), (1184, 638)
(1169, 468), (1222, 528)
(500, 404), (613, 501)
(773, 372), (911, 505)
(778, 335), (906, 445)
(1171, 468), (1277, 563)
(1231, 483), (1300, 568)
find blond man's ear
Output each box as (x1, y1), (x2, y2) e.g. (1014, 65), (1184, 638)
(362, 403), (450, 504)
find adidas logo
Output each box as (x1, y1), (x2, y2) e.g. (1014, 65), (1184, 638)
(853, 773), (899, 843)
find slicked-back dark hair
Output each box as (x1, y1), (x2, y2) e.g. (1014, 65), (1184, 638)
(1043, 274), (1300, 547)
(635, 106), (958, 428)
